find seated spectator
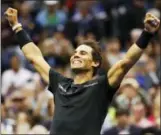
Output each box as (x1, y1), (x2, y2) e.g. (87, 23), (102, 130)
(15, 112), (31, 134)
(28, 125), (49, 134)
(105, 38), (125, 66)
(38, 31), (74, 69)
(65, 1), (103, 41)
(113, 78), (141, 110)
(40, 31), (74, 56)
(148, 89), (160, 129)
(1, 95), (15, 134)
(36, 1), (67, 35)
(2, 54), (38, 97)
(33, 88), (54, 120)
(135, 54), (159, 90)
(113, 78), (151, 111)
(75, 34), (86, 45)
(144, 58), (160, 89)
(103, 109), (142, 135)
(6, 90), (27, 111)
(18, 1), (42, 43)
(28, 113), (50, 133)
(130, 102), (155, 128)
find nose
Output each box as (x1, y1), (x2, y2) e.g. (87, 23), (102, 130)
(73, 55), (80, 59)
(73, 52), (81, 59)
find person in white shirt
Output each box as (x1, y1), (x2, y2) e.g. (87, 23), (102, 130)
(2, 54), (37, 97)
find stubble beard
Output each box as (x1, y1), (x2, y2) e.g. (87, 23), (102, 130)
(71, 68), (90, 75)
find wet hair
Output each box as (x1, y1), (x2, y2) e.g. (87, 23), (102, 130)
(79, 40), (102, 76)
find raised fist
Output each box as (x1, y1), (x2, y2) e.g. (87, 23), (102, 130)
(4, 7), (18, 27)
(144, 13), (160, 34)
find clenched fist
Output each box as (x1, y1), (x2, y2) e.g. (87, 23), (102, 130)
(144, 13), (160, 34)
(4, 7), (19, 27)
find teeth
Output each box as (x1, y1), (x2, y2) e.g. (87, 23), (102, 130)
(73, 61), (81, 64)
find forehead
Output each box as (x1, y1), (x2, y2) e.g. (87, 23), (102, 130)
(76, 44), (93, 53)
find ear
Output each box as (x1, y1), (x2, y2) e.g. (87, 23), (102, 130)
(92, 61), (100, 68)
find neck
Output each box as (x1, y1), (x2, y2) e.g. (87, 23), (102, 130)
(13, 68), (19, 72)
(73, 70), (94, 84)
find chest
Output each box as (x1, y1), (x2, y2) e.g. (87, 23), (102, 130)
(7, 71), (30, 85)
(54, 81), (103, 108)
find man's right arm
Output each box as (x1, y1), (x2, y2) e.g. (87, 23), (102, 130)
(5, 8), (50, 83)
(22, 41), (50, 83)
(15, 27), (50, 84)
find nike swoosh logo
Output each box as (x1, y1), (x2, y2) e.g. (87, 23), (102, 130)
(58, 84), (67, 92)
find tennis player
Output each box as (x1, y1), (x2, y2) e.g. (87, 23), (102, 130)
(5, 7), (160, 135)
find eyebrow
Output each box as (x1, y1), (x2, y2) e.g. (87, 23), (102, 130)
(74, 50), (88, 54)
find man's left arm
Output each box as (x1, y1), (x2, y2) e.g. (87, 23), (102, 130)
(107, 13), (160, 87)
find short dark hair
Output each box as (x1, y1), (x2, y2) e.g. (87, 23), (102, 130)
(79, 40), (102, 75)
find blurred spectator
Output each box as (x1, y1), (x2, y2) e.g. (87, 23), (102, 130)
(103, 109), (142, 135)
(148, 89), (160, 129)
(1, 95), (15, 134)
(144, 58), (160, 89)
(154, 41), (161, 81)
(28, 125), (49, 134)
(65, 0), (77, 18)
(65, 1), (106, 42)
(36, 1), (67, 35)
(2, 54), (38, 97)
(113, 78), (142, 110)
(134, 52), (159, 90)
(75, 34), (86, 45)
(38, 31), (74, 70)
(104, 38), (125, 66)
(6, 90), (27, 110)
(148, 85), (159, 102)
(33, 88), (54, 120)
(1, 15), (14, 48)
(15, 112), (31, 134)
(18, 1), (42, 43)
(40, 31), (73, 57)
(130, 28), (142, 43)
(130, 102), (155, 128)
(117, 0), (146, 45)
(114, 77), (151, 110)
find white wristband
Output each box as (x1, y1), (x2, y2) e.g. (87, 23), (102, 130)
(12, 23), (22, 31)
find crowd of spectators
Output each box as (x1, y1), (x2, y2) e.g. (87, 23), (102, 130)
(1, 0), (161, 134)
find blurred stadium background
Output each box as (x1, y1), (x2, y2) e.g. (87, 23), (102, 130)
(1, 0), (161, 134)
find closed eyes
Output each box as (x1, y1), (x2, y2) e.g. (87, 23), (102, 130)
(74, 50), (88, 55)
(80, 50), (88, 55)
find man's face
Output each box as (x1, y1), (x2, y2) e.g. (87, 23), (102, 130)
(70, 45), (98, 73)
(10, 56), (20, 71)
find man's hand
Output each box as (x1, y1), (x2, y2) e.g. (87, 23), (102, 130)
(144, 13), (160, 34)
(4, 7), (19, 27)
